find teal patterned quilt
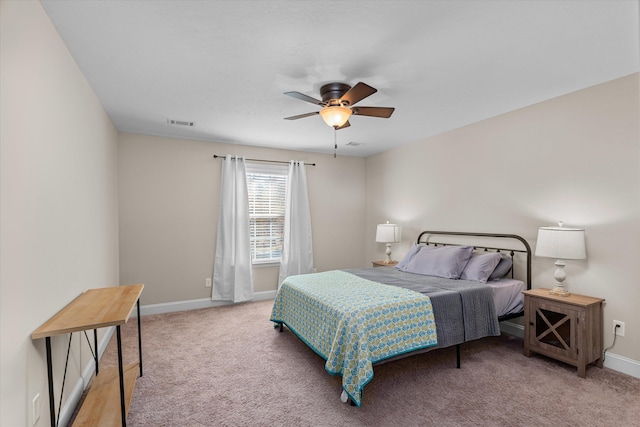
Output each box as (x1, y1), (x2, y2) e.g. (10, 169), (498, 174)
(270, 270), (438, 407)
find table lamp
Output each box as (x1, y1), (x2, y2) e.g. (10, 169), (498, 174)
(535, 221), (586, 296)
(376, 221), (400, 264)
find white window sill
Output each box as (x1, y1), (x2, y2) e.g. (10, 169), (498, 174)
(252, 261), (280, 268)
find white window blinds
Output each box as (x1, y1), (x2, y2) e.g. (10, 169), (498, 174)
(245, 163), (287, 264)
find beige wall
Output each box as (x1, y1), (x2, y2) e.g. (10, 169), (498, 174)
(118, 133), (366, 305)
(365, 73), (640, 364)
(0, 1), (120, 426)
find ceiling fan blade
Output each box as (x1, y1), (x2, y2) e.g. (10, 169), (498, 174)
(340, 82), (377, 106)
(336, 120), (351, 130)
(284, 91), (324, 105)
(284, 111), (319, 120)
(351, 106), (395, 118)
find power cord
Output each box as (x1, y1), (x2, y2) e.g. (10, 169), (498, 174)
(603, 323), (620, 362)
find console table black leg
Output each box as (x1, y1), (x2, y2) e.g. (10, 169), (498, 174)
(94, 329), (99, 375)
(46, 337), (56, 427)
(137, 299), (143, 377)
(116, 325), (127, 426)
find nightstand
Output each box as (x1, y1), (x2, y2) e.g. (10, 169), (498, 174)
(372, 260), (398, 267)
(523, 288), (604, 378)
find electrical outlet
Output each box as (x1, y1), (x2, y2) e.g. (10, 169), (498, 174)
(205, 278), (212, 288)
(32, 393), (40, 425)
(613, 320), (625, 337)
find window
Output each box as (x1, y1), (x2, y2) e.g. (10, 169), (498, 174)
(246, 163), (287, 264)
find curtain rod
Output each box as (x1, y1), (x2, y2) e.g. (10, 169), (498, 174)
(213, 154), (316, 166)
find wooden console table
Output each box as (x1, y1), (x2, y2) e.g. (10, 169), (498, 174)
(32, 284), (144, 427)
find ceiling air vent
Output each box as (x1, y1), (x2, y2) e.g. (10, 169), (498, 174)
(167, 119), (195, 127)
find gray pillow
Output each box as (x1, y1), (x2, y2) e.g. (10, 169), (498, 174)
(489, 253), (513, 280)
(460, 252), (502, 283)
(399, 245), (474, 279)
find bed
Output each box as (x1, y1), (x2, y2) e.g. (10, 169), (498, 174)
(270, 231), (532, 407)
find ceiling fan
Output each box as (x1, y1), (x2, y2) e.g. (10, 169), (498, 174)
(283, 82), (395, 129)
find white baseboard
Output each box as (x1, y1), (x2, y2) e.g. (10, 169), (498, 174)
(603, 351), (640, 378)
(500, 320), (639, 379)
(58, 379), (83, 427)
(133, 290), (278, 316)
(58, 326), (115, 427)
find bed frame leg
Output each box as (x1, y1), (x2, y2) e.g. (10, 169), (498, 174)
(279, 322), (283, 332)
(456, 344), (461, 368)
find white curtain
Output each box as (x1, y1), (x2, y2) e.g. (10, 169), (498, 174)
(212, 155), (254, 302)
(278, 161), (314, 287)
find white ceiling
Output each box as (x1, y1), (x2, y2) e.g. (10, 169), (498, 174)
(41, 0), (639, 157)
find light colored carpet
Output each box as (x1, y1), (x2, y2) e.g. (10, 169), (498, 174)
(89, 299), (639, 426)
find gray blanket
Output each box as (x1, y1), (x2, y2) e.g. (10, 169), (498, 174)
(344, 267), (501, 348)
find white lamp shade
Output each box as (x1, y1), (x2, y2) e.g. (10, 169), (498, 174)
(376, 223), (400, 243)
(535, 225), (586, 260)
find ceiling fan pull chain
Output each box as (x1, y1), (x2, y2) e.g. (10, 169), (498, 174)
(334, 128), (337, 158)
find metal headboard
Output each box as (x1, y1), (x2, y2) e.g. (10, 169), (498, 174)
(416, 230), (532, 290)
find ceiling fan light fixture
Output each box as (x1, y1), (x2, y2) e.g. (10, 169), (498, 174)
(319, 105), (352, 128)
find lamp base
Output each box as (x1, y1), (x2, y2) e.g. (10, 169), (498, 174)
(549, 260), (570, 296)
(385, 243), (392, 264)
(549, 287), (570, 297)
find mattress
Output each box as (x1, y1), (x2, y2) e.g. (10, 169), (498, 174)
(348, 267), (524, 320)
(487, 278), (525, 317)
(345, 268), (501, 348)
